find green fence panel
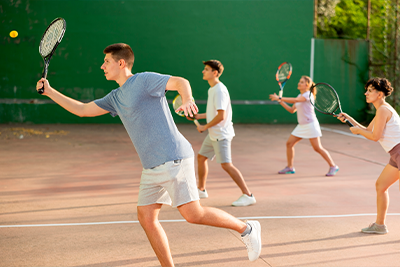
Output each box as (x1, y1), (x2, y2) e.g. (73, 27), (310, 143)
(1, 0), (314, 123)
(1, 1), (368, 125)
(312, 38), (369, 124)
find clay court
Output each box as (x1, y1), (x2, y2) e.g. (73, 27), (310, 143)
(1, 123), (400, 267)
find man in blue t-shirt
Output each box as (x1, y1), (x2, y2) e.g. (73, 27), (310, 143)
(36, 43), (261, 266)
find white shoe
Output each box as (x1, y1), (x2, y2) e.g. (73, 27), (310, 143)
(241, 220), (262, 261)
(232, 194), (256, 206)
(198, 188), (208, 199)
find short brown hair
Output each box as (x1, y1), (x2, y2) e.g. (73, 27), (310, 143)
(103, 43), (134, 69)
(203, 60), (224, 77)
(365, 77), (393, 96)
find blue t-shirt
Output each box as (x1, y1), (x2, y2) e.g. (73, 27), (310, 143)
(94, 72), (194, 169)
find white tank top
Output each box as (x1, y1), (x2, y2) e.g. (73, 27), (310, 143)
(377, 105), (400, 152)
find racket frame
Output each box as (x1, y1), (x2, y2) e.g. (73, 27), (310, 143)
(276, 62), (292, 99)
(172, 95), (200, 127)
(310, 82), (354, 127)
(38, 18), (67, 94)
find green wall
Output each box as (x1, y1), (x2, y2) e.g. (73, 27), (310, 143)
(1, 0), (367, 124)
(312, 38), (369, 124)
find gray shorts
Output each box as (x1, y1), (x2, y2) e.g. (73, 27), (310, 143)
(198, 134), (232, 164)
(138, 157), (199, 208)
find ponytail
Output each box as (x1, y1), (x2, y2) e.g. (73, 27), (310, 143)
(302, 75), (317, 98)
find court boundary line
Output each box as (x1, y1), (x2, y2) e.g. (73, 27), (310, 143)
(1, 213), (400, 228)
(320, 126), (366, 139)
(320, 126), (386, 166)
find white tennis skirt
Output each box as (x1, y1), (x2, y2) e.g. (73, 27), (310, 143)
(291, 120), (322, 139)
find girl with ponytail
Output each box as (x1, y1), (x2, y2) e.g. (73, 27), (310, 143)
(269, 76), (339, 176)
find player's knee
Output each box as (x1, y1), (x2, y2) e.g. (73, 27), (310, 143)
(312, 146), (322, 153)
(375, 181), (388, 193)
(137, 209), (156, 229)
(180, 205), (205, 224)
(197, 154), (207, 163)
(286, 141), (295, 148)
(221, 162), (232, 171)
(183, 212), (203, 224)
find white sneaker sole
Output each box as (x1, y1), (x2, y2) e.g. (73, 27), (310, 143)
(232, 198), (256, 207)
(361, 230), (388, 234)
(246, 220), (262, 261)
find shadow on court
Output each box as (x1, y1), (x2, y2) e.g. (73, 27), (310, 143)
(1, 123), (399, 267)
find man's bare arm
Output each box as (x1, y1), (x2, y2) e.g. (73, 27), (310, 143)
(37, 78), (109, 117)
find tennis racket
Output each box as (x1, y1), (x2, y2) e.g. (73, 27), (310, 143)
(310, 82), (354, 127)
(276, 62), (292, 99)
(172, 94), (200, 127)
(38, 18), (66, 94)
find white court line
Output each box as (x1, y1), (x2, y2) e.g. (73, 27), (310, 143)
(0, 127), (387, 229)
(320, 126), (366, 139)
(1, 214), (400, 228)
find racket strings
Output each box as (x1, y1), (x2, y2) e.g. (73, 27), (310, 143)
(277, 64), (291, 82)
(172, 96), (184, 116)
(313, 86), (340, 113)
(39, 20), (65, 57)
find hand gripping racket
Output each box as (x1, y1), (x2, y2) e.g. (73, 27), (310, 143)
(310, 82), (354, 127)
(38, 18), (67, 94)
(276, 62), (292, 99)
(172, 95), (200, 126)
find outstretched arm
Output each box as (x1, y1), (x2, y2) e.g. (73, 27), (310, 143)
(269, 93), (306, 104)
(36, 78), (109, 117)
(166, 76), (198, 118)
(269, 93), (297, 113)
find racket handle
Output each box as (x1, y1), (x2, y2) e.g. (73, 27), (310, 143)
(194, 120), (200, 127)
(279, 90), (283, 99)
(38, 70), (47, 95)
(345, 119), (354, 127)
(38, 84), (44, 95)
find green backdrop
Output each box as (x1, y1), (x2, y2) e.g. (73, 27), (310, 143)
(0, 0), (367, 124)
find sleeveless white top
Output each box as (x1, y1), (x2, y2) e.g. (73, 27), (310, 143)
(377, 105), (400, 152)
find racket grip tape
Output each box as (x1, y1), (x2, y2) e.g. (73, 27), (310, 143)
(194, 120), (200, 127)
(345, 120), (354, 127)
(38, 85), (45, 94)
(38, 72), (47, 95)
(278, 90), (283, 99)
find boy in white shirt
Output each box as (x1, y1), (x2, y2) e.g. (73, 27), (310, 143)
(193, 60), (256, 206)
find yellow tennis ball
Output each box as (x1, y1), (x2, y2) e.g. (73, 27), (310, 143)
(10, 30), (18, 38)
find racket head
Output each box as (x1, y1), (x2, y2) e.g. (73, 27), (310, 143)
(172, 94), (197, 118)
(310, 82), (342, 116)
(275, 62), (292, 84)
(39, 18), (66, 58)
(172, 94), (185, 117)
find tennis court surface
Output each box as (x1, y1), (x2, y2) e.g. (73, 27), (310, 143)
(1, 123), (400, 267)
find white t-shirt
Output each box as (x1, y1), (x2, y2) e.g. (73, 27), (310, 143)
(206, 82), (235, 141)
(295, 91), (318, 125)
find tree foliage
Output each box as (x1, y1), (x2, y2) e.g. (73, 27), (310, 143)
(317, 0), (400, 111)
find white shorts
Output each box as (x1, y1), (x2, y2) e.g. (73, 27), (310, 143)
(198, 134), (232, 163)
(138, 157), (199, 208)
(291, 121), (322, 139)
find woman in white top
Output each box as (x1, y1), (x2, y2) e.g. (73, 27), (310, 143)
(338, 77), (399, 234)
(269, 75), (339, 176)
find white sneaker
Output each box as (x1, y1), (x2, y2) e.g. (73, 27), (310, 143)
(232, 194), (256, 206)
(241, 220), (262, 261)
(198, 188), (208, 199)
